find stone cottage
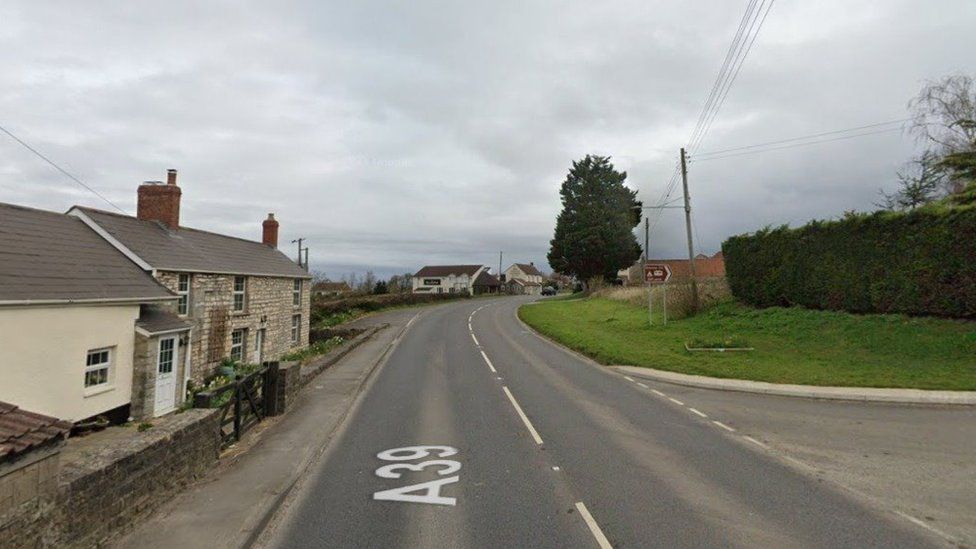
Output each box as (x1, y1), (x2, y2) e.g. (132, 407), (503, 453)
(68, 170), (311, 413)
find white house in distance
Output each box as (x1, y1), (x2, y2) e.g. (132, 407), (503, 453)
(412, 265), (487, 294)
(504, 262), (545, 295)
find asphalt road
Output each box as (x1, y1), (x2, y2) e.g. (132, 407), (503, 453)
(263, 297), (945, 548)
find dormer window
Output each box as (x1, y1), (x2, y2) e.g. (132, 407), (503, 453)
(233, 276), (247, 312)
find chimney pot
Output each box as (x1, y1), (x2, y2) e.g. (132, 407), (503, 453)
(262, 213), (280, 248)
(137, 170), (181, 229)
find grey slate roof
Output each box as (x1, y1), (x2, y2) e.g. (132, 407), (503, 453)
(136, 305), (192, 334)
(0, 203), (176, 304)
(414, 265), (484, 277)
(73, 207), (310, 279)
(514, 263), (544, 277)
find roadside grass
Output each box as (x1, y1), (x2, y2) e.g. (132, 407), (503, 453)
(280, 336), (345, 364)
(518, 296), (976, 390)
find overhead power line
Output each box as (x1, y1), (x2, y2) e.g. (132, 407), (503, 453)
(693, 118), (911, 158)
(686, 0), (777, 153)
(686, 0), (760, 150)
(690, 126), (903, 163)
(0, 123), (127, 214)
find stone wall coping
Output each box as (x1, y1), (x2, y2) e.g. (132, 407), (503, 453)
(58, 408), (218, 486)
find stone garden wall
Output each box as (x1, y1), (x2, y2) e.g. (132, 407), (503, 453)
(0, 409), (219, 548)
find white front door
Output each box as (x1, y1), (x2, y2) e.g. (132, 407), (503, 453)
(154, 336), (178, 416)
(255, 329), (265, 365)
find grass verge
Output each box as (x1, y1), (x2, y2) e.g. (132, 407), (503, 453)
(518, 296), (976, 390)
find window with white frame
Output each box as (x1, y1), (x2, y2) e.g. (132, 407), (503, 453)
(233, 276), (247, 312)
(230, 329), (247, 362)
(291, 314), (301, 344)
(177, 274), (191, 316)
(84, 348), (112, 389)
(293, 279), (302, 307)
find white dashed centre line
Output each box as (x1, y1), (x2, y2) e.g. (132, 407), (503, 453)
(479, 350), (497, 373)
(650, 389), (666, 397)
(502, 387), (543, 444)
(743, 435), (768, 449)
(623, 376), (635, 382)
(713, 421), (736, 432)
(637, 382), (649, 389)
(688, 407), (708, 418)
(575, 502), (613, 549)
(668, 397), (685, 406)
(470, 333), (480, 347)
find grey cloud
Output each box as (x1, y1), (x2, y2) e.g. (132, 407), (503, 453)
(1, 0), (973, 278)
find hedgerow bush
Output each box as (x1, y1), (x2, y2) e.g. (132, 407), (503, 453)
(722, 205), (976, 318)
(310, 292), (469, 325)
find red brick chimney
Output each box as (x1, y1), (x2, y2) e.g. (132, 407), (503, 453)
(262, 213), (279, 248)
(137, 169), (181, 229)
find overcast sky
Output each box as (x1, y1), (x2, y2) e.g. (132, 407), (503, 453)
(2, 1), (973, 278)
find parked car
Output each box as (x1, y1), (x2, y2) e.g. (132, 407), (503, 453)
(541, 286), (557, 296)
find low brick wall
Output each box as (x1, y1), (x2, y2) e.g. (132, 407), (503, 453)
(1, 409), (219, 548)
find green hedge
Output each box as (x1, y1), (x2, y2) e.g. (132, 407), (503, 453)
(722, 206), (976, 318)
(310, 292), (468, 324)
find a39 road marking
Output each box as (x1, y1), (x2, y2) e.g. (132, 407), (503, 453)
(372, 445), (461, 506)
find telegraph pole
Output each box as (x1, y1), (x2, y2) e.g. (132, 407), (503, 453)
(644, 217), (649, 264)
(680, 148), (699, 311)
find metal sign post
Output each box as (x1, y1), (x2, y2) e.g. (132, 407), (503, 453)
(647, 281), (653, 326)
(643, 264), (673, 327)
(663, 281), (668, 325)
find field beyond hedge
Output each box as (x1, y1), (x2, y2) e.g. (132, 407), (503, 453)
(519, 296), (976, 390)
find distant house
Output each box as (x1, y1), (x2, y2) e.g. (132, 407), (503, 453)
(412, 265), (487, 294)
(472, 271), (501, 295)
(0, 203), (181, 423)
(68, 169), (312, 398)
(313, 281), (353, 298)
(504, 263), (545, 295)
(620, 251), (726, 285)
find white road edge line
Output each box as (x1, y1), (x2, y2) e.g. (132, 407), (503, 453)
(713, 421), (736, 432)
(637, 382), (649, 389)
(743, 435), (768, 449)
(575, 501), (613, 549)
(502, 386), (543, 445)
(480, 350), (498, 373)
(668, 397), (685, 406)
(688, 407), (708, 418)
(470, 333), (480, 347)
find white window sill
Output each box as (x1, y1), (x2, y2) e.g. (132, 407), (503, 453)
(84, 385), (115, 398)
